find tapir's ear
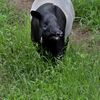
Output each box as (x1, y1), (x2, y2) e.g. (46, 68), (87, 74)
(31, 11), (42, 20)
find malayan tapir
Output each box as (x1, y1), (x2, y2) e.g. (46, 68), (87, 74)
(30, 0), (75, 57)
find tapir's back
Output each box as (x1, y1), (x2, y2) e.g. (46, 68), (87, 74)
(31, 0), (75, 37)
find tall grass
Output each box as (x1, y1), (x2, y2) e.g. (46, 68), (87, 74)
(73, 0), (100, 30)
(0, 0), (100, 99)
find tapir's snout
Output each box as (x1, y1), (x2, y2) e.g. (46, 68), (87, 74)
(49, 31), (63, 40)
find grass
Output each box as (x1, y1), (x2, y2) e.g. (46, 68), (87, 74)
(0, 0), (100, 99)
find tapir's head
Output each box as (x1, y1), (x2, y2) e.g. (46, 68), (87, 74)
(31, 10), (65, 57)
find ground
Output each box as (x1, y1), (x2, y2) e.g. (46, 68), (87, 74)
(10, 0), (33, 11)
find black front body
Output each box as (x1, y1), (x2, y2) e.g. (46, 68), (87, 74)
(31, 3), (66, 57)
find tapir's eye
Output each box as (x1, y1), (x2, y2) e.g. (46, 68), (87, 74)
(43, 24), (47, 30)
(43, 22), (48, 30)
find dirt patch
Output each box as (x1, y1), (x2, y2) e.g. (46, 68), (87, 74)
(71, 23), (91, 44)
(9, 0), (33, 11)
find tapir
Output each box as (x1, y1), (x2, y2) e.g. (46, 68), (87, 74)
(30, 0), (75, 57)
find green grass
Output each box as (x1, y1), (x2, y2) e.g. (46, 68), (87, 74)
(73, 0), (100, 30)
(0, 0), (100, 99)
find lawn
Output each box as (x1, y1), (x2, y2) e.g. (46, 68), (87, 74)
(0, 0), (100, 99)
